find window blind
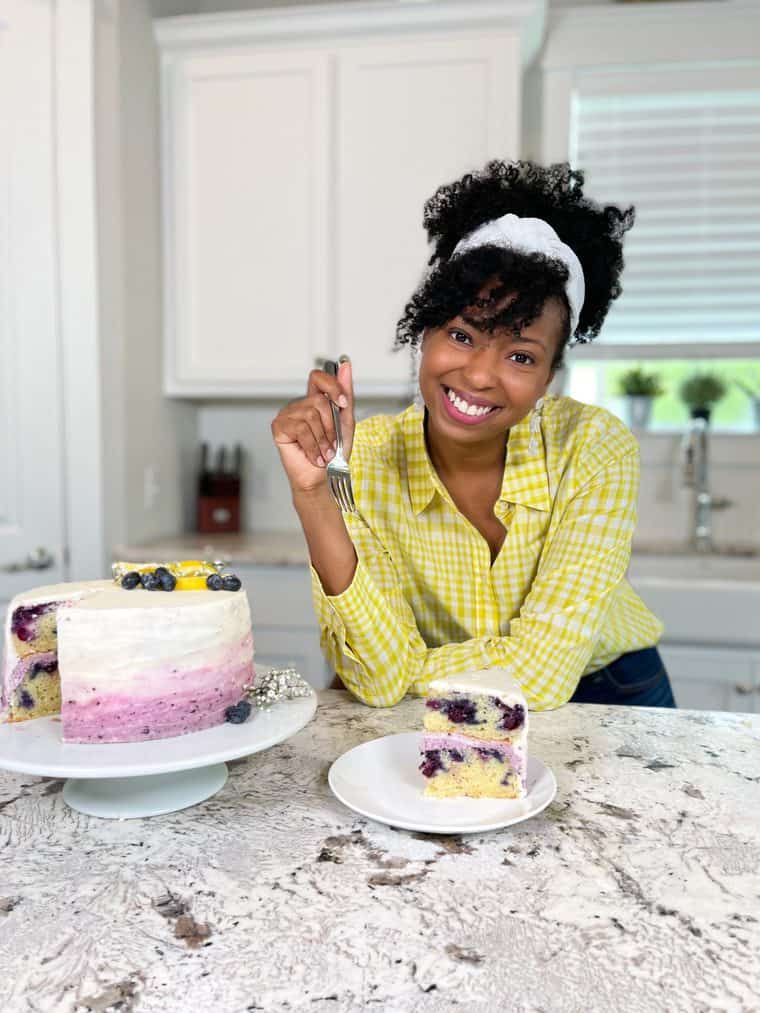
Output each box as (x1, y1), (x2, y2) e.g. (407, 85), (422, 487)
(571, 90), (760, 346)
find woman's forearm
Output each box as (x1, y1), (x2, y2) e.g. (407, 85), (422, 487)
(293, 486), (357, 596)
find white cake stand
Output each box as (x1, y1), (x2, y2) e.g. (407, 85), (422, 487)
(0, 691), (317, 819)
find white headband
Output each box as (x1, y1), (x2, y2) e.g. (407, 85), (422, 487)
(451, 212), (585, 337)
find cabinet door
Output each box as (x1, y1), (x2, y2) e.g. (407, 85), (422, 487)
(659, 645), (758, 713)
(162, 47), (329, 396)
(335, 34), (520, 394)
(254, 628), (329, 689)
(234, 564), (330, 688)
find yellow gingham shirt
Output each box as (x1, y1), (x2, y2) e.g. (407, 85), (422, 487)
(310, 395), (664, 710)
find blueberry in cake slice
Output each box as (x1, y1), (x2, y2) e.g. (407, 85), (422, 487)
(420, 669), (528, 799)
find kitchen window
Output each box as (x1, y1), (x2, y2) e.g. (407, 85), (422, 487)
(539, 7), (760, 433)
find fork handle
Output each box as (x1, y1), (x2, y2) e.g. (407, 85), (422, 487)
(324, 359), (344, 456)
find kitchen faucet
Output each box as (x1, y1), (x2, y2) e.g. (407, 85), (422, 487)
(680, 415), (733, 552)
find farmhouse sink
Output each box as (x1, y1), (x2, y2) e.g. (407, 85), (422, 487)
(627, 547), (760, 647)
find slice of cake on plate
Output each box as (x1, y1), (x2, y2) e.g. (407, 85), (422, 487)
(420, 669), (528, 799)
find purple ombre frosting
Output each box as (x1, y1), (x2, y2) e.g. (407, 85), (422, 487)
(62, 634), (255, 743)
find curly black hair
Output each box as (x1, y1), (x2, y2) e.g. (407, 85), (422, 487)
(396, 160), (635, 369)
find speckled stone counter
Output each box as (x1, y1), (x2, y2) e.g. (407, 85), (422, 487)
(114, 531), (309, 567)
(1, 692), (758, 1012)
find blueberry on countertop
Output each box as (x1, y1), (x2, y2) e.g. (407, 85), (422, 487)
(141, 572), (160, 591)
(121, 571), (141, 590)
(221, 574), (242, 592)
(224, 699), (252, 724)
(206, 574), (224, 591)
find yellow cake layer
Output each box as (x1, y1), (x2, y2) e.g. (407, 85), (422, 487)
(7, 669), (61, 722)
(423, 753), (521, 799)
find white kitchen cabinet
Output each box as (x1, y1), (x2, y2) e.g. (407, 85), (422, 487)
(659, 645), (759, 714)
(334, 34), (520, 393)
(160, 46), (330, 395)
(234, 564), (331, 689)
(156, 1), (544, 398)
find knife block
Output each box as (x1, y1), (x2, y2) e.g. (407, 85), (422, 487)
(197, 473), (241, 534)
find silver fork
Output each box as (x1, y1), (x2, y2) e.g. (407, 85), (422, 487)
(324, 359), (356, 513)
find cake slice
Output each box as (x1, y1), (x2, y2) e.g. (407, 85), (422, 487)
(420, 669), (528, 799)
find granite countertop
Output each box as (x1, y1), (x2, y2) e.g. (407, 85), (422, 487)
(114, 533), (760, 571)
(1, 692), (758, 1012)
(114, 530), (309, 567)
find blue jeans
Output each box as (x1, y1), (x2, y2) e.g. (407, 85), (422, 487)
(570, 646), (676, 708)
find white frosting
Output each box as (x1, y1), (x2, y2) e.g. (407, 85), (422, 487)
(58, 589), (252, 696)
(428, 668), (526, 706)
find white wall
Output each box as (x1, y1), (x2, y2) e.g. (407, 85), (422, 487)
(95, 0), (197, 561)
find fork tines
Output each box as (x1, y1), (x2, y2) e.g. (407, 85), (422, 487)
(328, 472), (355, 513)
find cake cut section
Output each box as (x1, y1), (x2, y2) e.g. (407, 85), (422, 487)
(420, 669), (528, 799)
(1, 582), (109, 724)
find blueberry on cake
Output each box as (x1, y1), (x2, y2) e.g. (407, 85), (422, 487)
(420, 669), (528, 799)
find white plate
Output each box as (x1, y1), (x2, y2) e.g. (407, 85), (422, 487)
(328, 731), (556, 834)
(0, 692), (317, 779)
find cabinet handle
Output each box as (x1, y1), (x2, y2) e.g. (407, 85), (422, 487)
(1, 547), (55, 573)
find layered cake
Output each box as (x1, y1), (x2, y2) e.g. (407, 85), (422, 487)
(420, 669), (528, 798)
(1, 563), (255, 743)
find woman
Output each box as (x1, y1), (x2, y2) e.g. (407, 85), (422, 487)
(271, 160), (675, 710)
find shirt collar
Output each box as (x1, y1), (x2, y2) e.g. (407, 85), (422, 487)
(402, 403), (552, 516)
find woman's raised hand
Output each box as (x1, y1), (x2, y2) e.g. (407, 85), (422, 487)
(271, 359), (355, 496)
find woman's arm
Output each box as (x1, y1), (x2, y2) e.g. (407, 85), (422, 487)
(313, 448), (641, 710)
(293, 486), (357, 596)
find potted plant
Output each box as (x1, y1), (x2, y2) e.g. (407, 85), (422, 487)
(616, 367), (664, 429)
(679, 373), (727, 423)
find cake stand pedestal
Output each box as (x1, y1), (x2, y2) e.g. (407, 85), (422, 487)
(62, 763), (229, 818)
(0, 692), (317, 820)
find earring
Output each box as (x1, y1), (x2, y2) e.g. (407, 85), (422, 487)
(411, 340), (425, 413)
(528, 397), (545, 455)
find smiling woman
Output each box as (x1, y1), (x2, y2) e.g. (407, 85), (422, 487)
(271, 160), (676, 711)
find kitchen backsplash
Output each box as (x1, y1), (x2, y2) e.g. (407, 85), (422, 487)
(197, 401), (760, 549)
